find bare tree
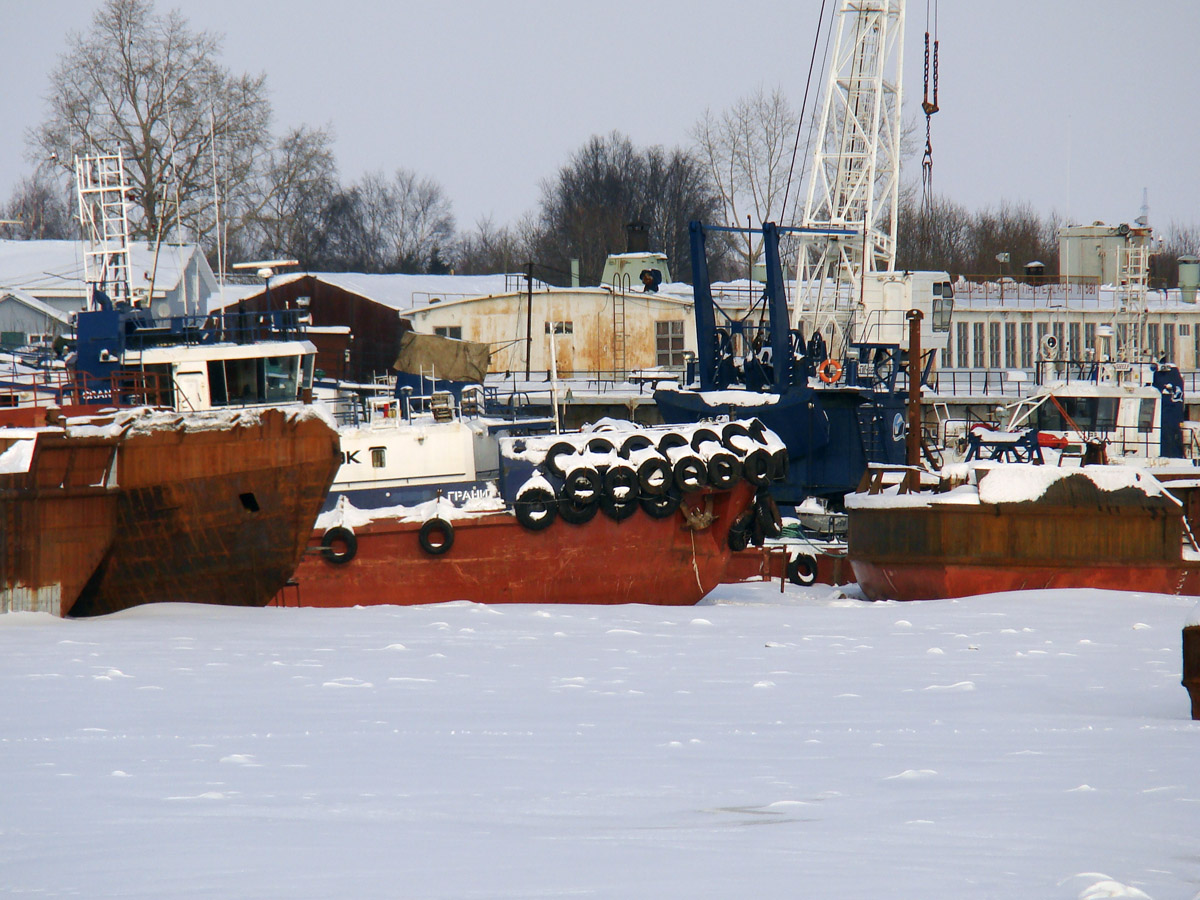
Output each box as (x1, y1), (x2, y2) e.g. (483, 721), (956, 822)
(31, 0), (271, 246)
(389, 169), (456, 273)
(1, 170), (76, 240)
(245, 125), (339, 266)
(534, 132), (723, 285)
(456, 216), (533, 275)
(691, 86), (803, 266)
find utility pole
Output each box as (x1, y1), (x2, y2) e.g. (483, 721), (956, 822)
(524, 261), (533, 380)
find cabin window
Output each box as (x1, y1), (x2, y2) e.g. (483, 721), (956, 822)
(955, 322), (969, 368)
(370, 446), (386, 468)
(265, 356), (300, 402)
(972, 323), (985, 368)
(434, 326), (462, 340)
(1035, 396), (1118, 433)
(544, 321), (573, 335)
(656, 320), (686, 366)
(931, 289), (953, 332)
(1138, 398), (1156, 434)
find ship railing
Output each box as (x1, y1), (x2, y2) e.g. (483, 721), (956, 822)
(122, 308), (310, 351)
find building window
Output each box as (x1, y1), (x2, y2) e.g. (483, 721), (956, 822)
(655, 320), (686, 366)
(545, 321), (573, 334)
(1164, 323), (1176, 363)
(433, 326), (462, 340)
(370, 447), (386, 468)
(1068, 322), (1081, 360)
(1020, 322), (1033, 367)
(1147, 323), (1160, 358)
(956, 322), (969, 368)
(989, 322), (1001, 368)
(972, 322), (985, 368)
(1084, 322), (1096, 353)
(1052, 322), (1065, 355)
(1004, 322), (1017, 368)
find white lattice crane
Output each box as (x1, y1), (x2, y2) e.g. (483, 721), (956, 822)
(796, 0), (912, 356)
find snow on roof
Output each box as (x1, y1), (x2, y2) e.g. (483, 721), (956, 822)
(0, 286), (73, 324)
(0, 239), (210, 298)
(234, 271), (541, 313)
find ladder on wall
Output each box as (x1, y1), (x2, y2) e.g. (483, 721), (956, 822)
(611, 276), (628, 378)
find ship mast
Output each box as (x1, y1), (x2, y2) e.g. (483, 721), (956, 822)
(796, 0), (905, 356)
(75, 151), (133, 308)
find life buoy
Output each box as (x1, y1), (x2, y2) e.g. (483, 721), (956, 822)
(320, 526), (357, 565)
(817, 359), (843, 383)
(417, 518), (454, 555)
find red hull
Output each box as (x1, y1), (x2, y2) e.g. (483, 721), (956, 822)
(723, 546), (850, 587)
(290, 483), (755, 607)
(851, 559), (1200, 602)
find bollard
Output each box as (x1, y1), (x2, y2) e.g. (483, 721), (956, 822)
(1184, 624), (1200, 720)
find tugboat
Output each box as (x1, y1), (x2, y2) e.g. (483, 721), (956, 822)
(291, 387), (789, 607)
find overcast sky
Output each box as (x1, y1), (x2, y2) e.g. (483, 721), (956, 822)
(2, 0), (1198, 239)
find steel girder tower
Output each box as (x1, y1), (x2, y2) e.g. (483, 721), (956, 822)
(797, 0), (905, 355)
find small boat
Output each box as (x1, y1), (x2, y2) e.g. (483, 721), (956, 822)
(846, 463), (1200, 601)
(290, 400), (788, 607)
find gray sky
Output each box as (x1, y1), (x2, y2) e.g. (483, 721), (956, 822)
(2, 0), (1198, 238)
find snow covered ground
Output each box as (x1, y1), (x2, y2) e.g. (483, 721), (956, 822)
(2, 582), (1197, 899)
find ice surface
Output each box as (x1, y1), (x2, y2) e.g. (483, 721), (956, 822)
(0, 584), (1196, 898)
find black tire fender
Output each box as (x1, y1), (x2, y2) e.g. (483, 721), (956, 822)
(603, 464), (639, 501)
(514, 487), (557, 531)
(658, 431), (689, 453)
(742, 449), (773, 486)
(562, 467), (602, 504)
(690, 427), (721, 452)
(788, 553), (818, 586)
(558, 496), (599, 525)
(640, 490), (681, 520)
(320, 526), (357, 565)
(544, 441), (579, 479)
(599, 491), (639, 522)
(706, 452), (742, 489)
(755, 490), (783, 538)
(417, 518), (454, 555)
(673, 455), (709, 492)
(636, 456), (673, 496)
(619, 433), (655, 458)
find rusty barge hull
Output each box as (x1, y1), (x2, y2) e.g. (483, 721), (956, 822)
(0, 432), (120, 616)
(0, 407), (340, 617)
(292, 483), (755, 607)
(848, 486), (1200, 601)
(71, 408), (340, 616)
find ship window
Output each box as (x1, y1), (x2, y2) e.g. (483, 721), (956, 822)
(931, 296), (953, 332)
(544, 321), (573, 335)
(434, 326), (463, 340)
(1138, 398), (1156, 433)
(265, 356), (300, 402)
(370, 446), (386, 468)
(1035, 396), (1119, 432)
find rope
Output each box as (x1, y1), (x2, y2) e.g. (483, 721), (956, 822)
(781, 0), (831, 223)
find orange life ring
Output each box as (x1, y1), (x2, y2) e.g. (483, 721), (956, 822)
(817, 359), (843, 383)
